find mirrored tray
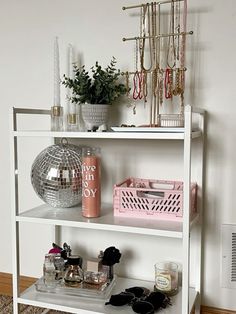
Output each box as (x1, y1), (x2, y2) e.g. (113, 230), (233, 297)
(111, 127), (185, 133)
(35, 275), (116, 299)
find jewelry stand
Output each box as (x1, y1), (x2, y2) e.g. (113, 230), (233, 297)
(122, 0), (193, 127)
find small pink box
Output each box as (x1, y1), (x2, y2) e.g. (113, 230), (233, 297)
(113, 178), (197, 221)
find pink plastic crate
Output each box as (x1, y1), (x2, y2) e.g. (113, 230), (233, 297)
(113, 178), (197, 221)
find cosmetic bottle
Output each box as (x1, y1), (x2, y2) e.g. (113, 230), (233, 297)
(82, 147), (101, 218)
(54, 253), (65, 280)
(43, 254), (56, 287)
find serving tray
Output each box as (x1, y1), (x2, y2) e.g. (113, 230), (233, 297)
(35, 275), (116, 299)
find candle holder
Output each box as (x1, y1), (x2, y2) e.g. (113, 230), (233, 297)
(67, 113), (78, 131)
(51, 105), (64, 131)
(66, 102), (80, 131)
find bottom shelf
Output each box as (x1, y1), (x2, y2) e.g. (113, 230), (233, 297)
(18, 277), (198, 314)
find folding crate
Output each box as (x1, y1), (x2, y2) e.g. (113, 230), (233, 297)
(113, 178), (197, 221)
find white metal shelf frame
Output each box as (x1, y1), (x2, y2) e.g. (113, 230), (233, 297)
(9, 105), (205, 314)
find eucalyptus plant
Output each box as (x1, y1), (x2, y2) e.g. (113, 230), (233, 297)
(63, 57), (127, 105)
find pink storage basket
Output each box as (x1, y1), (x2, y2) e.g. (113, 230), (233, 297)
(113, 178), (197, 221)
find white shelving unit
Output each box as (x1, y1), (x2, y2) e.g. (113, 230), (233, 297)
(10, 105), (205, 314)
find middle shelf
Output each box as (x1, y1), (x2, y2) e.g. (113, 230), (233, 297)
(16, 203), (199, 239)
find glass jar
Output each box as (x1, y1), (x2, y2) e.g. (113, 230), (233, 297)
(64, 255), (83, 287)
(83, 271), (107, 285)
(154, 261), (179, 296)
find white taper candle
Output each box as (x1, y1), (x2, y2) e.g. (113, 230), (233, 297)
(67, 44), (75, 114)
(54, 37), (61, 106)
(68, 43), (75, 79)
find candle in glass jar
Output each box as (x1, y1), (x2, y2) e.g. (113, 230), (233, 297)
(154, 261), (179, 296)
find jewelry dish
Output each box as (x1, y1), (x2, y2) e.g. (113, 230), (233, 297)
(111, 127), (185, 133)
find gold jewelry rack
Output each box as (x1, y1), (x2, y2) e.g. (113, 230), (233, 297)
(123, 31), (193, 42)
(122, 0), (184, 10)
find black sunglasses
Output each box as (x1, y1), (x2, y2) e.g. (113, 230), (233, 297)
(105, 286), (171, 314)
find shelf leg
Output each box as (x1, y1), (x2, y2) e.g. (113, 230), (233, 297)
(182, 105), (192, 314)
(10, 108), (20, 314)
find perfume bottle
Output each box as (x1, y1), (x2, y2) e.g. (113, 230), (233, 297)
(64, 255), (83, 287)
(82, 147), (101, 218)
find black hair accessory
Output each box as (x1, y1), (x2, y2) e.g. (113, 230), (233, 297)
(132, 300), (154, 314)
(145, 291), (171, 310)
(102, 246), (121, 266)
(105, 291), (135, 306)
(125, 287), (150, 298)
(105, 286), (171, 314)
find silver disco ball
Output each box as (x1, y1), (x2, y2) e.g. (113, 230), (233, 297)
(31, 142), (82, 208)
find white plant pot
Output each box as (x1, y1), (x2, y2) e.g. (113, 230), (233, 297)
(81, 104), (110, 131)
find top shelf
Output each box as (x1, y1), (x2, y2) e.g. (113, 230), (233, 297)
(13, 130), (202, 140)
(11, 105), (205, 140)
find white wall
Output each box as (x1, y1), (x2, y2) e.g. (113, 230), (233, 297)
(1, 0), (236, 310)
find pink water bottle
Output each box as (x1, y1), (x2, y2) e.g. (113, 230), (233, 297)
(82, 147), (101, 218)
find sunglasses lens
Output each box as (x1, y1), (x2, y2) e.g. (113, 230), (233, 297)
(105, 292), (135, 306)
(132, 301), (154, 314)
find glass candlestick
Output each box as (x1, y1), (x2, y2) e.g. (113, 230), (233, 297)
(51, 105), (63, 131)
(66, 102), (80, 131)
(67, 112), (79, 131)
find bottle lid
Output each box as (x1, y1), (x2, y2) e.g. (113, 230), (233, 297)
(98, 250), (104, 259)
(67, 255), (83, 266)
(82, 146), (100, 156)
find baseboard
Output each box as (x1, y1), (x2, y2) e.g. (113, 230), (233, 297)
(1, 272), (236, 313)
(0, 272), (37, 296)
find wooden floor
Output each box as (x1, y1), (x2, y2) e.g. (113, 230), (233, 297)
(201, 307), (236, 314)
(1, 272), (235, 314)
(0, 272), (36, 296)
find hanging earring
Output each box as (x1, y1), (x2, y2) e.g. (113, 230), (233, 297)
(164, 68), (173, 99)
